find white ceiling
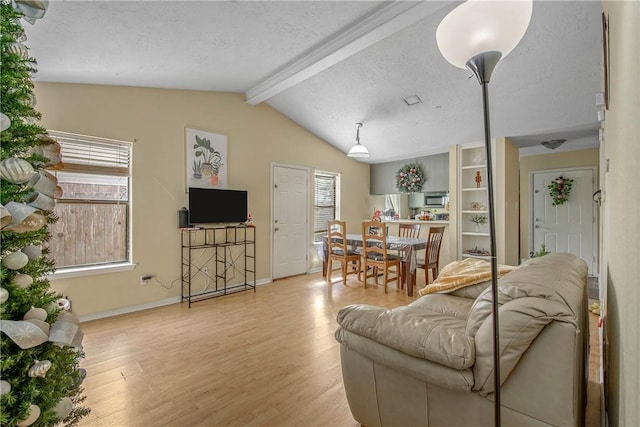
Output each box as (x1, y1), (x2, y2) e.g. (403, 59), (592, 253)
(22, 0), (603, 163)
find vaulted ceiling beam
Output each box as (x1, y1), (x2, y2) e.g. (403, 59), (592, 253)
(245, 1), (451, 105)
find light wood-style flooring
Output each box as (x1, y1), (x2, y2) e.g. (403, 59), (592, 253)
(77, 272), (601, 426)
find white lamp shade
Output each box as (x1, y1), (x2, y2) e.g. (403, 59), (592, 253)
(347, 143), (370, 158)
(436, 0), (533, 69)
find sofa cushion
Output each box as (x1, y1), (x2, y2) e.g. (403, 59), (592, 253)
(472, 297), (579, 395)
(449, 280), (491, 299)
(465, 253), (588, 338)
(465, 253), (588, 395)
(336, 295), (476, 370)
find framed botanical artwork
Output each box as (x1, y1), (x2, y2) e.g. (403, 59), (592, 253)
(185, 128), (228, 190)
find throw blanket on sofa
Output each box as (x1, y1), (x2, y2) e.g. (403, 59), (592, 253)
(418, 258), (516, 296)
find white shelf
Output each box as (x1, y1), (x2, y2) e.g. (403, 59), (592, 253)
(462, 253), (491, 260)
(457, 145), (492, 261)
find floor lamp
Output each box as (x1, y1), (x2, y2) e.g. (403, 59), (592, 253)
(436, 1), (533, 426)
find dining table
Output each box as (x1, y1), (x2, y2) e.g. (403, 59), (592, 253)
(322, 233), (426, 297)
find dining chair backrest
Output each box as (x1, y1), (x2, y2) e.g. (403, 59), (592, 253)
(361, 220), (402, 292)
(367, 224), (388, 236)
(327, 219), (361, 284)
(425, 226), (445, 266)
(362, 220), (389, 260)
(328, 219), (348, 255)
(399, 223), (421, 239)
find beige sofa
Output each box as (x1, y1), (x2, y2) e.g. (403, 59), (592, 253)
(335, 253), (589, 427)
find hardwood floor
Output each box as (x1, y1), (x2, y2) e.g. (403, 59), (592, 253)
(77, 272), (601, 426)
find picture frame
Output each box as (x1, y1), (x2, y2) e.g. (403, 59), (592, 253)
(602, 12), (610, 110)
(185, 128), (228, 190)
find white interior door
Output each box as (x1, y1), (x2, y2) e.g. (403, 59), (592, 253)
(272, 165), (308, 279)
(532, 168), (596, 274)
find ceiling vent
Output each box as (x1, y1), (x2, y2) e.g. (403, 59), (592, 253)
(403, 95), (423, 106)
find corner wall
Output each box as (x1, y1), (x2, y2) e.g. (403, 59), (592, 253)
(33, 83), (370, 318)
(601, 1), (640, 425)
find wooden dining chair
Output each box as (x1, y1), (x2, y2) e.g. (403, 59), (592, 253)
(361, 220), (402, 293)
(327, 220), (361, 284)
(396, 222), (421, 259)
(416, 226), (446, 286)
(398, 222), (421, 238)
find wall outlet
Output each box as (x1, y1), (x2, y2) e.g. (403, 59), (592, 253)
(140, 275), (153, 285)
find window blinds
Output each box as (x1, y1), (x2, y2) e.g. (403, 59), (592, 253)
(48, 130), (131, 176)
(314, 173), (336, 236)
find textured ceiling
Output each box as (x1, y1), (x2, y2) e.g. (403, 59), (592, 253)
(23, 1), (603, 163)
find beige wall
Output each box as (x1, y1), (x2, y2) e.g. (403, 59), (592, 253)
(495, 138), (520, 266)
(601, 1), (640, 426)
(34, 83), (370, 318)
(519, 148), (599, 261)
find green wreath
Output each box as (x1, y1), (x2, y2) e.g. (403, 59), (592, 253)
(396, 163), (425, 193)
(547, 176), (573, 206)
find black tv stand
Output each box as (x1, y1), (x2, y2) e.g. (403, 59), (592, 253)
(180, 226), (256, 307)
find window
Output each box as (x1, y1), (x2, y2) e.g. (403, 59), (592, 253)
(313, 171), (339, 242)
(47, 131), (132, 270)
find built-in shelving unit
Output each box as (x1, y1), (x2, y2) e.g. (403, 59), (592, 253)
(457, 145), (491, 259)
(452, 140), (519, 265)
(181, 226), (256, 307)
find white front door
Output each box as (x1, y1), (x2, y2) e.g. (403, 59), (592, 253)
(272, 164), (308, 279)
(532, 168), (596, 274)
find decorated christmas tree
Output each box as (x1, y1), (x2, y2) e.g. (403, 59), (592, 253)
(1, 1), (89, 425)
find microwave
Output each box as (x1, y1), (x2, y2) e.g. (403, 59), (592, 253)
(424, 191), (449, 208)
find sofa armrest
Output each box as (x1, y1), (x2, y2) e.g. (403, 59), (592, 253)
(336, 303), (475, 370)
(472, 297), (578, 395)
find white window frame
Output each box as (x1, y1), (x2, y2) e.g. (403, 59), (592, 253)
(313, 170), (340, 242)
(47, 130), (135, 279)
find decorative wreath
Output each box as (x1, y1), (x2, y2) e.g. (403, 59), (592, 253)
(547, 176), (574, 206)
(396, 163), (425, 193)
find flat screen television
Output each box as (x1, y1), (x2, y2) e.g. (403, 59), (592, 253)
(188, 188), (248, 224)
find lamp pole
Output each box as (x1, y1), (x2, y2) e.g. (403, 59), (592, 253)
(466, 50), (502, 427)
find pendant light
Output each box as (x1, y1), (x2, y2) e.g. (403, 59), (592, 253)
(347, 122), (370, 158)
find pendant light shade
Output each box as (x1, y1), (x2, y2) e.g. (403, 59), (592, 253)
(436, 0), (533, 69)
(347, 122), (370, 158)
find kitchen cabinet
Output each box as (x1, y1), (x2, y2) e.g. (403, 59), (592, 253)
(418, 152), (449, 191)
(370, 153), (450, 195)
(408, 193), (424, 208)
(370, 160), (403, 195)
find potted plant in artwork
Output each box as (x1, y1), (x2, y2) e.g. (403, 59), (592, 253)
(208, 151), (223, 185)
(470, 214), (487, 232)
(192, 159), (202, 180)
(193, 135), (224, 185)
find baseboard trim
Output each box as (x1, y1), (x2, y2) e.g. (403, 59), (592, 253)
(78, 277), (272, 323)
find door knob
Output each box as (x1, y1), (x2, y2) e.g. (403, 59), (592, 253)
(274, 227), (279, 232)
(535, 225), (540, 228)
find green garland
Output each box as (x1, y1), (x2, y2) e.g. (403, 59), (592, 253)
(547, 176), (573, 206)
(1, 3), (90, 426)
(396, 163), (425, 193)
